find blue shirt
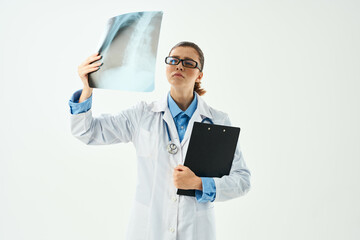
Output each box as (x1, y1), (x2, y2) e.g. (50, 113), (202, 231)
(167, 92), (197, 142)
(68, 89), (92, 114)
(69, 90), (216, 202)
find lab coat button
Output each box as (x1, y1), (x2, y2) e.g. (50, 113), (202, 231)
(170, 227), (175, 233)
(172, 196), (177, 202)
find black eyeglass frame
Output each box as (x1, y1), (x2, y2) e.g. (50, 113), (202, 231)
(165, 56), (202, 72)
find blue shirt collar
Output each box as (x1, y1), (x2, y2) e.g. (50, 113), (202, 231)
(168, 92), (198, 119)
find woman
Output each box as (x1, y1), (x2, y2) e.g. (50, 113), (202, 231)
(69, 41), (251, 240)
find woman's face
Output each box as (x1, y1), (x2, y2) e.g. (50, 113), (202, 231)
(166, 46), (203, 92)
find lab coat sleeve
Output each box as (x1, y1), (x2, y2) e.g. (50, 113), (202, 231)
(69, 93), (145, 145)
(212, 115), (251, 202)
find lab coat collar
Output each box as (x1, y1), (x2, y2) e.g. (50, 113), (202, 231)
(151, 91), (213, 149)
(151, 91), (213, 120)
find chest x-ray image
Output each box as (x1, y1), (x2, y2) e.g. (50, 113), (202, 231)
(88, 11), (163, 92)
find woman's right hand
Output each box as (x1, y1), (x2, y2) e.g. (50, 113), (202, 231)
(78, 52), (102, 89)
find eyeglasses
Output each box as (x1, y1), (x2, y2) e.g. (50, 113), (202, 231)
(165, 56), (202, 71)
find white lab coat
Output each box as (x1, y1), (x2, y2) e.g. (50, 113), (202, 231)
(70, 91), (251, 240)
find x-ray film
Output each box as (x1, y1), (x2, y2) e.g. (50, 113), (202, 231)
(88, 11), (163, 92)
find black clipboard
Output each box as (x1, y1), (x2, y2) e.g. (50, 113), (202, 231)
(177, 122), (240, 196)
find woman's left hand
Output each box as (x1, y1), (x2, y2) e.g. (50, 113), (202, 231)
(173, 165), (202, 190)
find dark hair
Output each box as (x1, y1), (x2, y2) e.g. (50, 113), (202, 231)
(168, 41), (206, 96)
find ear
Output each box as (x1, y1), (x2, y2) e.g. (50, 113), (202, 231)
(195, 72), (203, 83)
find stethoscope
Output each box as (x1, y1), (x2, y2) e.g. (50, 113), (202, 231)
(163, 115), (214, 154)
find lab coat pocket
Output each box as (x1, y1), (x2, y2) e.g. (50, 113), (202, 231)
(136, 128), (157, 158)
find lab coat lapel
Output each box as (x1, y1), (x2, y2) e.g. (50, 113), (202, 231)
(162, 107), (179, 142)
(151, 92), (179, 143)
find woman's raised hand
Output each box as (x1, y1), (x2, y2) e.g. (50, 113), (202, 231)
(77, 53), (102, 102)
(77, 52), (102, 89)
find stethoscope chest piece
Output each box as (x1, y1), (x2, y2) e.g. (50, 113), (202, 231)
(167, 142), (178, 154)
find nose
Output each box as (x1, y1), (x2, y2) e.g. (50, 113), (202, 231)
(176, 61), (184, 71)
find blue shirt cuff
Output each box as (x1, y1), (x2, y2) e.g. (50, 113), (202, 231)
(68, 89), (92, 115)
(195, 177), (216, 202)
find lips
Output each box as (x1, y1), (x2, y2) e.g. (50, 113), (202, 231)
(173, 73), (184, 78)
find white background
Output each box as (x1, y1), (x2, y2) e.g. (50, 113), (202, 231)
(1, 0), (359, 239)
